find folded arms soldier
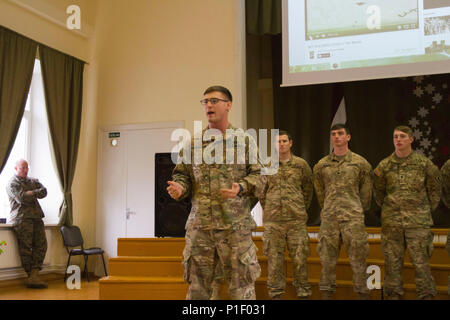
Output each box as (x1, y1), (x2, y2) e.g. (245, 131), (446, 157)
(6, 159), (48, 289)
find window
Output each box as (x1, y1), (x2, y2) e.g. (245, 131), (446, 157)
(0, 59), (62, 224)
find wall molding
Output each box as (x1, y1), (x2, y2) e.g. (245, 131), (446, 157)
(7, 0), (94, 39)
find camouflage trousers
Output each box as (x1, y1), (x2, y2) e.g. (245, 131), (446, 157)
(12, 218), (47, 274)
(263, 222), (311, 298)
(182, 228), (261, 300)
(447, 231), (450, 295)
(318, 217), (369, 294)
(381, 226), (436, 299)
(210, 261), (224, 300)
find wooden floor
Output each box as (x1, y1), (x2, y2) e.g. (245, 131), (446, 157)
(0, 276), (100, 300)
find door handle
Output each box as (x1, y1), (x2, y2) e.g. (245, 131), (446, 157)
(126, 208), (137, 220)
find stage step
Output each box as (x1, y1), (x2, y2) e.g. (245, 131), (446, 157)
(107, 255), (449, 287)
(100, 235), (449, 300)
(99, 276), (449, 300)
(117, 237), (449, 265)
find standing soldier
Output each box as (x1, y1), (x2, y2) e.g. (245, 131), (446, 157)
(439, 159), (450, 295)
(374, 126), (442, 300)
(6, 159), (48, 289)
(167, 86), (262, 300)
(313, 124), (372, 300)
(260, 131), (313, 300)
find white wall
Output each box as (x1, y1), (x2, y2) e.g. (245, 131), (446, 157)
(0, 226), (67, 279)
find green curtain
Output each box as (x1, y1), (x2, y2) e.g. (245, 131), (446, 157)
(0, 26), (37, 173)
(38, 45), (85, 227)
(246, 0), (282, 35)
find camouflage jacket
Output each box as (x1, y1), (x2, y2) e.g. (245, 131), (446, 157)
(172, 124), (262, 230)
(442, 159), (450, 208)
(313, 151), (373, 222)
(260, 155), (313, 224)
(6, 175), (47, 224)
(373, 151), (442, 228)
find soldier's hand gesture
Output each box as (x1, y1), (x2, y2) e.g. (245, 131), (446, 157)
(220, 183), (241, 199)
(167, 181), (183, 200)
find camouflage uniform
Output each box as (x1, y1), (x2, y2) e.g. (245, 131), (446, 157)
(440, 159), (450, 295)
(6, 175), (48, 275)
(374, 151), (441, 299)
(173, 125), (262, 300)
(260, 155), (313, 298)
(313, 151), (372, 295)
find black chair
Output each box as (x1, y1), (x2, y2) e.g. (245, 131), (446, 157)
(60, 225), (108, 282)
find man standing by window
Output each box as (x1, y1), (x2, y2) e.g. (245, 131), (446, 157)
(6, 159), (48, 289)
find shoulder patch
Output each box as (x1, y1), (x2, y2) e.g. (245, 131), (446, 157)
(374, 168), (381, 177)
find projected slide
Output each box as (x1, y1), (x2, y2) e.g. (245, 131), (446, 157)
(306, 0), (419, 40)
(286, 0), (450, 81)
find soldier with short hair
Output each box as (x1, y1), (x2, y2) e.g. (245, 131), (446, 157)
(374, 125), (442, 300)
(313, 124), (372, 300)
(439, 159), (450, 295)
(167, 86), (262, 300)
(260, 130), (313, 300)
(6, 159), (48, 289)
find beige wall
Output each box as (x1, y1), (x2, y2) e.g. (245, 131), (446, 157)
(95, 0), (245, 133)
(0, 0), (245, 269)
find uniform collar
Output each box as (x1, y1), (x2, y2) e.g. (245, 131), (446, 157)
(14, 174), (28, 181)
(389, 151), (416, 164)
(202, 124), (239, 142)
(329, 150), (352, 162)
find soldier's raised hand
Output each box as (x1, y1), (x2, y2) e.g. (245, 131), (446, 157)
(167, 181), (183, 200)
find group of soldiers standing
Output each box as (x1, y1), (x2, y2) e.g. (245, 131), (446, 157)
(260, 124), (447, 300)
(168, 85), (449, 300)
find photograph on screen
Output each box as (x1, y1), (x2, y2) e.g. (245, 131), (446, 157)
(423, 1), (450, 55)
(424, 16), (449, 36)
(305, 0), (419, 41)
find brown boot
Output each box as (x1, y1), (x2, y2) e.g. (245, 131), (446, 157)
(384, 293), (401, 300)
(26, 268), (48, 289)
(358, 292), (370, 300)
(210, 282), (222, 300)
(271, 294), (282, 300)
(321, 291), (334, 300)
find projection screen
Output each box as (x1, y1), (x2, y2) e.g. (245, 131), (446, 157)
(282, 0), (450, 86)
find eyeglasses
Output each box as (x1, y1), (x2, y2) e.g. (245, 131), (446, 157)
(200, 98), (229, 106)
